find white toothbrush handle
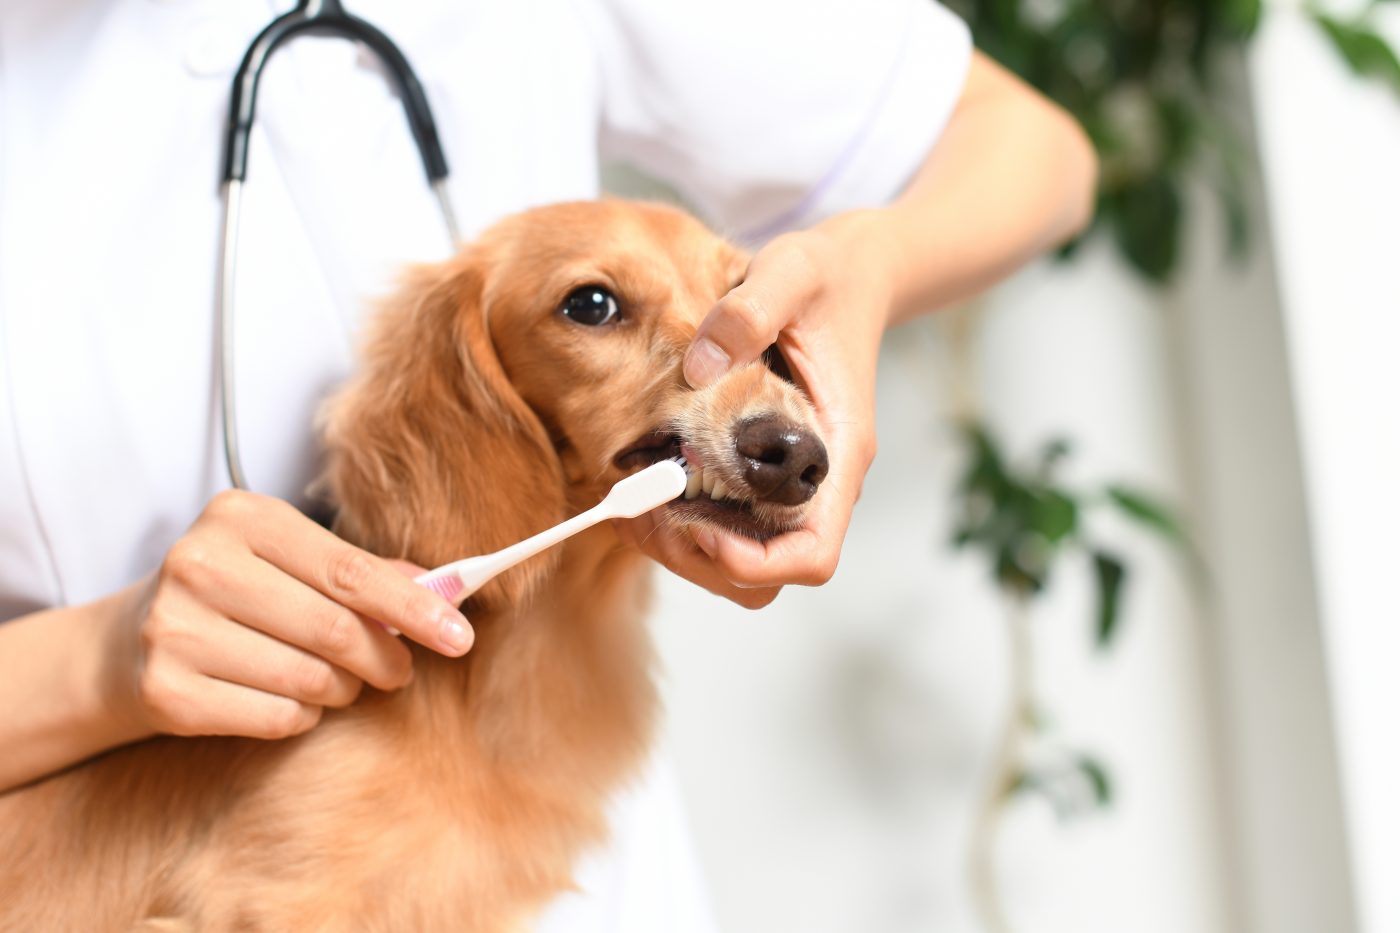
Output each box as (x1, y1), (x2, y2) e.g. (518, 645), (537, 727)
(413, 459), (686, 604)
(415, 503), (606, 602)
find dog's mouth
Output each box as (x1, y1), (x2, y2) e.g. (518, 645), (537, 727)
(612, 429), (805, 541)
(613, 431), (682, 471)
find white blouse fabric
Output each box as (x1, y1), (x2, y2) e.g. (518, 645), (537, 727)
(0, 0), (971, 928)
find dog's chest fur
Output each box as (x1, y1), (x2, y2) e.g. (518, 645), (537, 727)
(0, 541), (658, 932)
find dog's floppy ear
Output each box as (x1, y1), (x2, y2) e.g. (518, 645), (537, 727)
(320, 250), (567, 611)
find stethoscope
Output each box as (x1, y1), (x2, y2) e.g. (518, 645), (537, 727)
(216, 0), (460, 491)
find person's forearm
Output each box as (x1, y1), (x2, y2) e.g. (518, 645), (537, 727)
(825, 52), (1099, 327)
(0, 586), (150, 791)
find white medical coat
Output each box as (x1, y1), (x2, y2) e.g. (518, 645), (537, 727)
(0, 0), (971, 928)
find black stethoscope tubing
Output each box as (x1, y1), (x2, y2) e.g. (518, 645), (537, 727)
(216, 0), (460, 491)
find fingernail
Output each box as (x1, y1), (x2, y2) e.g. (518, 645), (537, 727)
(690, 527), (718, 557)
(684, 338), (730, 387)
(438, 610), (473, 655)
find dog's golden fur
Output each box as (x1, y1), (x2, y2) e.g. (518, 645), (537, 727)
(0, 201), (822, 931)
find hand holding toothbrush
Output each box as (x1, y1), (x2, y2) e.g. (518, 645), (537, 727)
(68, 459), (681, 780)
(105, 491), (473, 746)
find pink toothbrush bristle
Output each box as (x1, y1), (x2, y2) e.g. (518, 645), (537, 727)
(424, 574), (463, 601)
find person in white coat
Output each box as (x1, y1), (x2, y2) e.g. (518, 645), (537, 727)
(0, 0), (1096, 927)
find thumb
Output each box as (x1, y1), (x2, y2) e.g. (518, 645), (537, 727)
(684, 264), (794, 388)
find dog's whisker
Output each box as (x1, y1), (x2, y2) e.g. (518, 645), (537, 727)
(639, 521), (668, 548)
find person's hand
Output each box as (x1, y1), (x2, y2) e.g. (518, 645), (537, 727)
(106, 490), (473, 741)
(614, 211), (898, 608)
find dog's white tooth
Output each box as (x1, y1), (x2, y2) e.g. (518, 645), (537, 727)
(701, 468), (716, 496)
(685, 468), (703, 499)
(710, 476), (729, 500)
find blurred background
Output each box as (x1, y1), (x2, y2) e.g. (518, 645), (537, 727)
(619, 1), (1400, 931)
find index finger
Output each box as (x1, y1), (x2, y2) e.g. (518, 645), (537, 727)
(246, 500), (473, 657)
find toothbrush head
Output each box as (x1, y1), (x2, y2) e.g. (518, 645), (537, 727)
(603, 459), (688, 519)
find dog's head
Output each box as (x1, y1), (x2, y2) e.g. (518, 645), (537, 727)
(322, 200), (827, 609)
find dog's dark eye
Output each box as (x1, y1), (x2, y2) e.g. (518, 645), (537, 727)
(560, 286), (620, 326)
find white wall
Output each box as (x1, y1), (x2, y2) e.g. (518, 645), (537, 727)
(651, 243), (1232, 933)
(1247, 6), (1400, 931)
(1171, 47), (1358, 933)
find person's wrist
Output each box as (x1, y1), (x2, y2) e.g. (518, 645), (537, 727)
(89, 581), (158, 746)
(812, 208), (907, 330)
(0, 586), (156, 792)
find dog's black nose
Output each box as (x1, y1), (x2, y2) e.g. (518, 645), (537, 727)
(734, 416), (829, 505)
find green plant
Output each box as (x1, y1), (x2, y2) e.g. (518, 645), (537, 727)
(1313, 2), (1400, 95)
(952, 424), (1191, 646)
(949, 423), (1192, 933)
(943, 0), (1400, 283)
(937, 3), (1396, 929)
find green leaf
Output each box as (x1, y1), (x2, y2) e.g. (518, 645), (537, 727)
(950, 421), (1016, 558)
(1155, 94), (1200, 172)
(957, 421), (1007, 493)
(1076, 755), (1114, 807)
(989, 0), (1022, 34)
(1105, 485), (1213, 591)
(1108, 176), (1183, 283)
(1009, 758), (1112, 820)
(1220, 0), (1263, 38)
(1105, 486), (1186, 545)
(1092, 550), (1127, 648)
(1030, 489), (1078, 543)
(1312, 13), (1400, 94)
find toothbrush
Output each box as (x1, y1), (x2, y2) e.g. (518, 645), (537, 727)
(415, 458), (688, 603)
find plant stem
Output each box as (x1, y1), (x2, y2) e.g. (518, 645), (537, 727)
(942, 297), (984, 425)
(969, 594), (1033, 933)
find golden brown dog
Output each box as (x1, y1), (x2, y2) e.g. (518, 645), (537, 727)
(0, 201), (829, 931)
